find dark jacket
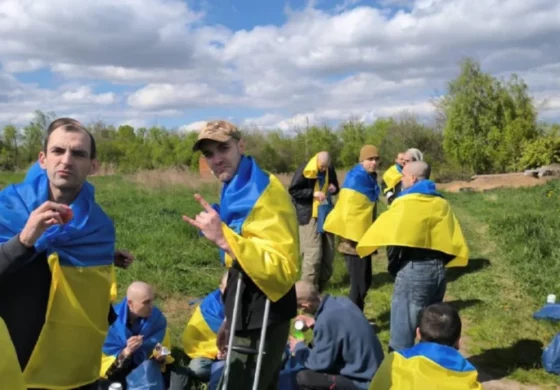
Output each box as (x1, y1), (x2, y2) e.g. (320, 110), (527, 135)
(293, 294), (385, 389)
(386, 246), (455, 277)
(288, 163), (340, 225)
(0, 235), (116, 371)
(223, 265), (297, 332)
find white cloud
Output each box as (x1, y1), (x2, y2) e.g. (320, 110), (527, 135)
(178, 121), (207, 133)
(1, 0), (560, 127)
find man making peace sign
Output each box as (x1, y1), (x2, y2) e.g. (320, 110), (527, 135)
(183, 120), (299, 389)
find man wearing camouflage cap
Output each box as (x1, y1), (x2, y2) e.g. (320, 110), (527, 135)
(182, 120), (299, 389)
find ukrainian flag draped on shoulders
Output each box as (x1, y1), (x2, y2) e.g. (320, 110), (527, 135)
(369, 342), (482, 389)
(302, 153), (329, 218)
(216, 155), (298, 302)
(101, 298), (173, 376)
(382, 164), (403, 195)
(356, 180), (469, 267)
(24, 162), (119, 302)
(0, 163), (116, 389)
(0, 318), (26, 390)
(323, 163), (379, 243)
(182, 288), (225, 359)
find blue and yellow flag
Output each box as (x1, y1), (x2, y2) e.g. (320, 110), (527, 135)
(356, 180), (468, 267)
(214, 155), (299, 302)
(303, 153), (329, 218)
(382, 164), (402, 195)
(323, 163), (379, 243)
(369, 342), (482, 389)
(24, 161), (119, 302)
(183, 288), (225, 359)
(0, 166), (116, 389)
(0, 318), (26, 390)
(101, 298), (173, 376)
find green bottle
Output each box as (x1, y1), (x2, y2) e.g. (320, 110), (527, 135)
(293, 319), (305, 340)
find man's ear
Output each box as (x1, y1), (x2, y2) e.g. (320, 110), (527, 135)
(455, 336), (461, 350)
(415, 327), (421, 341)
(238, 139), (246, 154)
(91, 159), (100, 175)
(39, 151), (47, 169)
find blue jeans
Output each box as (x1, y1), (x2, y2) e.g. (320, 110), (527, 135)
(389, 260), (446, 351)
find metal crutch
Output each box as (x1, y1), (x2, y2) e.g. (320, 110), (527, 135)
(221, 271), (272, 390)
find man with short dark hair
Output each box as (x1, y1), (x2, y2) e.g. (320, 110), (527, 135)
(0, 118), (119, 389)
(369, 303), (482, 389)
(289, 151), (340, 291)
(183, 120), (299, 389)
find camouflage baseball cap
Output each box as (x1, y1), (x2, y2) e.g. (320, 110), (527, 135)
(192, 120), (242, 152)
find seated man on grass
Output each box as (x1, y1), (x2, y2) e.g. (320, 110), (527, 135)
(100, 281), (174, 387)
(170, 273), (227, 389)
(289, 281), (385, 390)
(369, 302), (482, 389)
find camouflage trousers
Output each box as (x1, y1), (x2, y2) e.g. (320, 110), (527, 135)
(299, 217), (335, 292)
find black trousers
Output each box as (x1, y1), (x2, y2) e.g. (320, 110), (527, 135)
(344, 254), (372, 312)
(296, 370), (357, 389)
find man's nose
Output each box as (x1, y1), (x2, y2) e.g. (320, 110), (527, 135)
(61, 150), (73, 164)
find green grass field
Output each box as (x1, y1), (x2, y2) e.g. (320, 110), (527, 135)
(2, 171), (560, 387)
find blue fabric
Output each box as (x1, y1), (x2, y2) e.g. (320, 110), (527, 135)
(0, 163), (115, 268)
(103, 299), (167, 366)
(199, 289), (225, 333)
(390, 260), (446, 351)
(396, 164), (403, 174)
(534, 304), (560, 321)
(342, 164), (380, 203)
(126, 359), (165, 390)
(543, 332), (560, 374)
(397, 180), (443, 199)
(399, 342), (476, 373)
(206, 155), (270, 264)
(293, 295), (384, 389)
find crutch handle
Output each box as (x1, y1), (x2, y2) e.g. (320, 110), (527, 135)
(231, 345), (262, 355)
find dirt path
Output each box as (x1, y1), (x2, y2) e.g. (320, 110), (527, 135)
(438, 172), (557, 193)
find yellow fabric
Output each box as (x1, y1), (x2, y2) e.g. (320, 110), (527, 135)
(110, 265), (118, 302)
(24, 253), (112, 389)
(323, 188), (375, 243)
(303, 154), (329, 218)
(182, 305), (219, 359)
(222, 174), (299, 302)
(100, 328), (174, 378)
(382, 165), (403, 195)
(356, 194), (469, 267)
(369, 352), (482, 390)
(0, 318), (26, 390)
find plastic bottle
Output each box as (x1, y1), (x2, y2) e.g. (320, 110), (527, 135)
(293, 319), (305, 340)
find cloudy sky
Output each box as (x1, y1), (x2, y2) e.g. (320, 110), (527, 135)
(1, 0), (559, 132)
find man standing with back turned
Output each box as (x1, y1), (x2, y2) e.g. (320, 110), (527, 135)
(289, 151), (339, 292)
(183, 120), (299, 389)
(357, 161), (469, 353)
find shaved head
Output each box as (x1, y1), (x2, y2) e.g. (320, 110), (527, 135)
(316, 151), (330, 172)
(295, 281), (321, 314)
(402, 160), (431, 189)
(127, 281), (155, 318)
(405, 161), (430, 179)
